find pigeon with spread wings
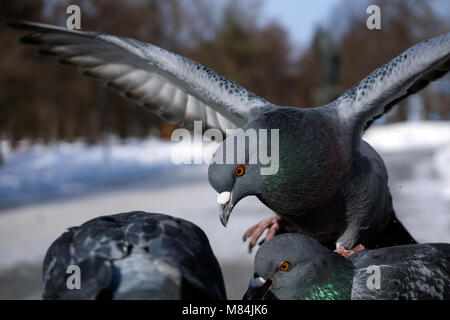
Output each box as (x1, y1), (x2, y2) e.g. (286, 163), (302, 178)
(6, 21), (450, 254)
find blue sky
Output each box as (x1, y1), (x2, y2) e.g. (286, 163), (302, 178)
(262, 0), (341, 47)
(261, 0), (450, 47)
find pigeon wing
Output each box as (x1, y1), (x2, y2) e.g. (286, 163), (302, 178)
(350, 244), (450, 300)
(134, 214), (227, 299)
(43, 211), (227, 300)
(331, 32), (450, 137)
(6, 20), (275, 134)
(42, 228), (116, 300)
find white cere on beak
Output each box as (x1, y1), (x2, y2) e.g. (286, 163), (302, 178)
(217, 191), (231, 205)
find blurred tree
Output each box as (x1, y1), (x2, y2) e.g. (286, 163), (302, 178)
(0, 0), (44, 147)
(331, 0), (449, 123)
(187, 0), (295, 107)
(294, 0), (450, 117)
(310, 27), (342, 107)
(0, 0), (192, 145)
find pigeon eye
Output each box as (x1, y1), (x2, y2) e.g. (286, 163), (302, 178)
(279, 261), (292, 272)
(234, 165), (245, 177)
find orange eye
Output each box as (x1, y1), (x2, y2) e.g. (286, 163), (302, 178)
(279, 261), (291, 272)
(234, 165), (245, 177)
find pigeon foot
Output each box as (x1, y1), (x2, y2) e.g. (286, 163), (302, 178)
(243, 216), (295, 253)
(335, 244), (366, 258)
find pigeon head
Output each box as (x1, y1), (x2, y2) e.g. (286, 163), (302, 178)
(208, 108), (347, 226)
(208, 127), (264, 227)
(243, 233), (354, 300)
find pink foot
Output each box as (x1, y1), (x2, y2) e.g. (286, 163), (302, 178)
(243, 216), (295, 253)
(335, 244), (366, 258)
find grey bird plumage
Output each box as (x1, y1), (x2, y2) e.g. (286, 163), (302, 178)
(244, 233), (450, 300)
(6, 21), (450, 250)
(42, 211), (226, 300)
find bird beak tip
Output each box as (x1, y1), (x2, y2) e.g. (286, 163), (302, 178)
(219, 206), (230, 227)
(220, 216), (228, 227)
(243, 277), (273, 300)
(218, 191), (232, 227)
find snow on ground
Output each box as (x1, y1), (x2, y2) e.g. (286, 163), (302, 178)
(364, 121), (450, 244)
(0, 121), (447, 208)
(364, 121), (450, 152)
(434, 145), (450, 201)
(0, 121), (448, 299)
(0, 138), (176, 207)
(365, 121), (450, 203)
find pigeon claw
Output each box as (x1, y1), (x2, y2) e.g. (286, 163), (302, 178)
(335, 244), (366, 258)
(243, 216), (292, 253)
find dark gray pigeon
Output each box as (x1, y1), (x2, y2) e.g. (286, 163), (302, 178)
(6, 21), (450, 253)
(42, 211), (226, 300)
(243, 233), (450, 300)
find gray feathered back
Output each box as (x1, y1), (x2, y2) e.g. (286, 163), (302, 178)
(42, 211), (226, 300)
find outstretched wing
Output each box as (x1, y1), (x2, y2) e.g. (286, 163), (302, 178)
(332, 32), (450, 136)
(6, 20), (275, 134)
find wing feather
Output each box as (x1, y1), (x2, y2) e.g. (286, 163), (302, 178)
(332, 32), (450, 135)
(7, 20), (276, 133)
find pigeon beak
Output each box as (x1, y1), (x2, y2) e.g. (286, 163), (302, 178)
(217, 191), (233, 227)
(242, 277), (274, 300)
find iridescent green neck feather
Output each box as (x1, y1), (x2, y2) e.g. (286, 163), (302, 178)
(304, 262), (354, 300)
(305, 278), (353, 300)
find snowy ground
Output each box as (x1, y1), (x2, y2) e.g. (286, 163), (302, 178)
(0, 121), (448, 299)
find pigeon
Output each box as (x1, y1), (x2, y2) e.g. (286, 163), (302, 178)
(243, 233), (450, 300)
(42, 211), (226, 300)
(6, 21), (450, 253)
